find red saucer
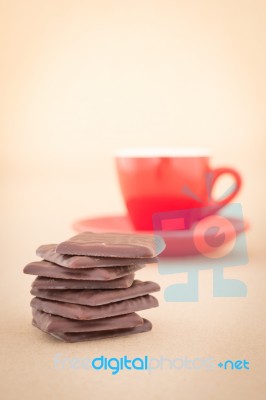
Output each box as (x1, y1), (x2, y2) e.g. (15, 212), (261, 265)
(73, 214), (249, 257)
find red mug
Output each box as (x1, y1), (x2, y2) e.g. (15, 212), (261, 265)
(115, 148), (242, 231)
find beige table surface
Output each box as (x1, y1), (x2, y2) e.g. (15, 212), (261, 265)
(0, 173), (265, 400)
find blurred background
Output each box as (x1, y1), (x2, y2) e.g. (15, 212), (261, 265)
(1, 2), (266, 399)
(1, 0), (265, 254)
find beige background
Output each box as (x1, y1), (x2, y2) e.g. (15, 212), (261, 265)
(0, 1), (265, 399)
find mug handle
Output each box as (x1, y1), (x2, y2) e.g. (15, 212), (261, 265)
(208, 167), (242, 208)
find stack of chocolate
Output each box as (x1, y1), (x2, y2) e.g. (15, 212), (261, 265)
(23, 232), (165, 342)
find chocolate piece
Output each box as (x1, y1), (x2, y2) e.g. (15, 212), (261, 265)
(33, 318), (152, 342)
(37, 244), (158, 268)
(32, 309), (143, 333)
(24, 260), (143, 281)
(31, 294), (158, 320)
(31, 280), (160, 306)
(56, 232), (165, 258)
(31, 274), (135, 290)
